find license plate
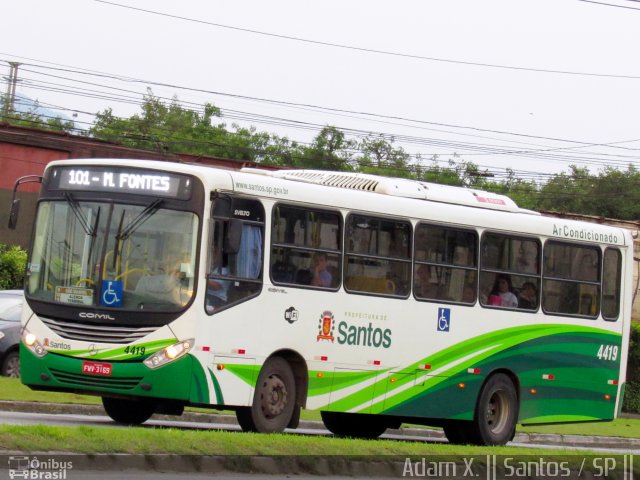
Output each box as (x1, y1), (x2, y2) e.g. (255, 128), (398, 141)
(82, 361), (112, 376)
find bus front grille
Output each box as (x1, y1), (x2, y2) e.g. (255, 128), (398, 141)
(41, 317), (157, 344)
(49, 369), (142, 390)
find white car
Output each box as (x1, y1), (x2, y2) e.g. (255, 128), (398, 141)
(0, 290), (23, 377)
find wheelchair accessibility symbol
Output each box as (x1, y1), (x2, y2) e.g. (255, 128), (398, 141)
(437, 307), (450, 332)
(101, 280), (123, 307)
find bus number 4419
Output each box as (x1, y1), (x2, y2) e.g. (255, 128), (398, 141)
(597, 344), (619, 362)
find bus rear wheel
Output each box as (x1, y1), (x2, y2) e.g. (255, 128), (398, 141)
(469, 373), (518, 445)
(102, 397), (156, 425)
(236, 357), (296, 433)
(321, 411), (388, 439)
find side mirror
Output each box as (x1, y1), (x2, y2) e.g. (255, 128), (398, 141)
(7, 199), (20, 230)
(7, 174), (42, 230)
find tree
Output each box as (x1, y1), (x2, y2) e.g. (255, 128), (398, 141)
(298, 126), (354, 170)
(0, 244), (27, 289)
(536, 165), (640, 220)
(90, 90), (311, 165)
(1, 95), (75, 133)
(90, 90), (233, 156)
(356, 134), (412, 178)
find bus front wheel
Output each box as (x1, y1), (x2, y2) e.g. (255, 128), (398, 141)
(102, 397), (156, 425)
(236, 357), (296, 433)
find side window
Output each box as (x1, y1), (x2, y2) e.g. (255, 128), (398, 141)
(207, 196), (265, 314)
(542, 241), (601, 317)
(344, 214), (411, 297)
(414, 224), (477, 304)
(270, 205), (341, 289)
(480, 233), (541, 310)
(602, 249), (621, 321)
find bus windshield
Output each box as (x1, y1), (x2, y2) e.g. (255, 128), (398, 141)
(26, 199), (198, 312)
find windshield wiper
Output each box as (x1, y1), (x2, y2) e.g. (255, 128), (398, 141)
(117, 199), (163, 242)
(64, 193), (96, 236)
(112, 199), (163, 270)
(86, 206), (101, 265)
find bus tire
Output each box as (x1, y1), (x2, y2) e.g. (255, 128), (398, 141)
(320, 411), (388, 439)
(102, 397), (156, 425)
(470, 373), (518, 445)
(236, 357), (296, 433)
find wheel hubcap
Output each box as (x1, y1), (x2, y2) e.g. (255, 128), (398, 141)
(260, 374), (288, 418)
(485, 389), (509, 434)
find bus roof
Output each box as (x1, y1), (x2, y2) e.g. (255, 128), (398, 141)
(243, 168), (533, 214)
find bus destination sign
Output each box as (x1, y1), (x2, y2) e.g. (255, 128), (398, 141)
(49, 166), (193, 200)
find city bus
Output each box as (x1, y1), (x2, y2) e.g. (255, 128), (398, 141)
(12, 158), (633, 445)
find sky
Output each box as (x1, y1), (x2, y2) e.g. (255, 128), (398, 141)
(2, 0), (640, 183)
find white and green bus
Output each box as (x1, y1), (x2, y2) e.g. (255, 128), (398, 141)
(14, 159), (632, 445)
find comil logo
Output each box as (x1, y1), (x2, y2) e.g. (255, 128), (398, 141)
(79, 312), (115, 320)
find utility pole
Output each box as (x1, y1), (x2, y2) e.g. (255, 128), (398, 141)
(3, 62), (21, 118)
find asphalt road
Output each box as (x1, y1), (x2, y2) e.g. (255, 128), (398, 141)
(1, 408), (639, 453)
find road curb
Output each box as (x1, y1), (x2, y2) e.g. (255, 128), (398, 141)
(1, 400), (639, 449)
(0, 452), (419, 477)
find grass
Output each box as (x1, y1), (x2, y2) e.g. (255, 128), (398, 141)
(2, 376), (639, 438)
(0, 376), (101, 405)
(0, 423), (598, 457)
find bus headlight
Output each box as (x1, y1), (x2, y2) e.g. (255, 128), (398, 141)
(143, 339), (194, 369)
(22, 330), (47, 358)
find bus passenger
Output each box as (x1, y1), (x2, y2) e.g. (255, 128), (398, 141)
(518, 282), (537, 310)
(488, 274), (518, 308)
(415, 264), (439, 298)
(462, 285), (476, 303)
(311, 253), (332, 288)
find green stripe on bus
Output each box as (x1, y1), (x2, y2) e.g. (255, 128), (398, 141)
(207, 368), (225, 405)
(51, 339), (177, 360)
(310, 324), (620, 420)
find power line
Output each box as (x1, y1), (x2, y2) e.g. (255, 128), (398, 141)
(7, 57), (634, 152)
(577, 0), (640, 10)
(94, 0), (640, 80)
(3, 58), (639, 181)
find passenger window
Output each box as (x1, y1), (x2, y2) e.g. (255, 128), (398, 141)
(480, 233), (541, 310)
(344, 214), (411, 297)
(414, 224), (477, 304)
(602, 248), (621, 321)
(542, 241), (600, 317)
(270, 205), (341, 289)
